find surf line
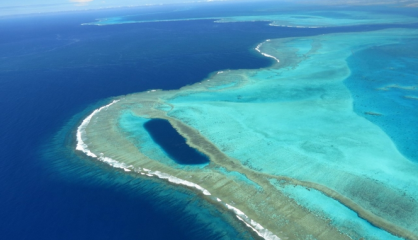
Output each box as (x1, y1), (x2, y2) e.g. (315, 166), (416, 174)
(75, 100), (281, 240)
(255, 40), (280, 63)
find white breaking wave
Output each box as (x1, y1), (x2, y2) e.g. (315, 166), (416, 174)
(226, 204), (280, 240)
(75, 99), (136, 173)
(255, 41), (280, 63)
(75, 100), (281, 240)
(146, 170), (211, 196)
(76, 100), (119, 158)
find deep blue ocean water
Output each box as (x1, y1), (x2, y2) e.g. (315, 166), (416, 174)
(0, 3), (417, 240)
(144, 119), (210, 165)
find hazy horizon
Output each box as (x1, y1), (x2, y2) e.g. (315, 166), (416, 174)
(1, 0), (417, 17)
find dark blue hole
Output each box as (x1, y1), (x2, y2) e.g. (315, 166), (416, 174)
(143, 119), (210, 165)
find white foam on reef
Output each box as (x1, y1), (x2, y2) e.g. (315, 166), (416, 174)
(255, 42), (280, 63)
(75, 100), (281, 240)
(76, 100), (119, 158)
(226, 204), (281, 240)
(98, 154), (132, 172)
(146, 170), (211, 196)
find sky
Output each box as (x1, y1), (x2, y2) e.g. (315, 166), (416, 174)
(1, 0), (417, 16)
(0, 0), (232, 16)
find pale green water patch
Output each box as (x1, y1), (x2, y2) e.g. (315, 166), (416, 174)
(208, 81), (237, 91)
(215, 167), (262, 191)
(269, 179), (403, 240)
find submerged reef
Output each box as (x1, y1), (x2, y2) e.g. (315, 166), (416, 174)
(77, 28), (418, 240)
(82, 10), (418, 27)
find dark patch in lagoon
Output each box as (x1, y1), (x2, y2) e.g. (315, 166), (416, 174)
(144, 119), (210, 165)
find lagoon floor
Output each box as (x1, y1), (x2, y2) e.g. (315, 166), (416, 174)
(79, 25), (418, 240)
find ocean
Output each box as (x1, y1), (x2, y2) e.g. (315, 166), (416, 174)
(0, 3), (417, 239)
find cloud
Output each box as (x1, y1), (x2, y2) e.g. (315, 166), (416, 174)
(70, 0), (93, 6)
(70, 0), (93, 3)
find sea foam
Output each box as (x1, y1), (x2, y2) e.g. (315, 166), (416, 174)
(255, 41), (280, 63)
(76, 100), (119, 158)
(75, 100), (281, 240)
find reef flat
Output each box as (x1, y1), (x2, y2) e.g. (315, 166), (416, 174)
(82, 10), (418, 27)
(77, 28), (418, 240)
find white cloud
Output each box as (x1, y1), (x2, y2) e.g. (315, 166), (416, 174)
(70, 0), (93, 3)
(70, 0), (93, 6)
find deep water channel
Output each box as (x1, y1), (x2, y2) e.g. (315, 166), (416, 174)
(144, 119), (210, 165)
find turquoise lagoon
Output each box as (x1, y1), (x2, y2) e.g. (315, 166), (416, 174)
(345, 42), (418, 162)
(163, 28), (418, 234)
(119, 111), (209, 169)
(78, 9), (418, 240)
(83, 10), (418, 27)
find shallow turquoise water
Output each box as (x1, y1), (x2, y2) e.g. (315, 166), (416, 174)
(215, 167), (262, 191)
(43, 101), (254, 240)
(83, 8), (418, 28)
(345, 41), (418, 162)
(270, 179), (402, 240)
(6, 3), (418, 239)
(162, 29), (418, 236)
(118, 111), (208, 169)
